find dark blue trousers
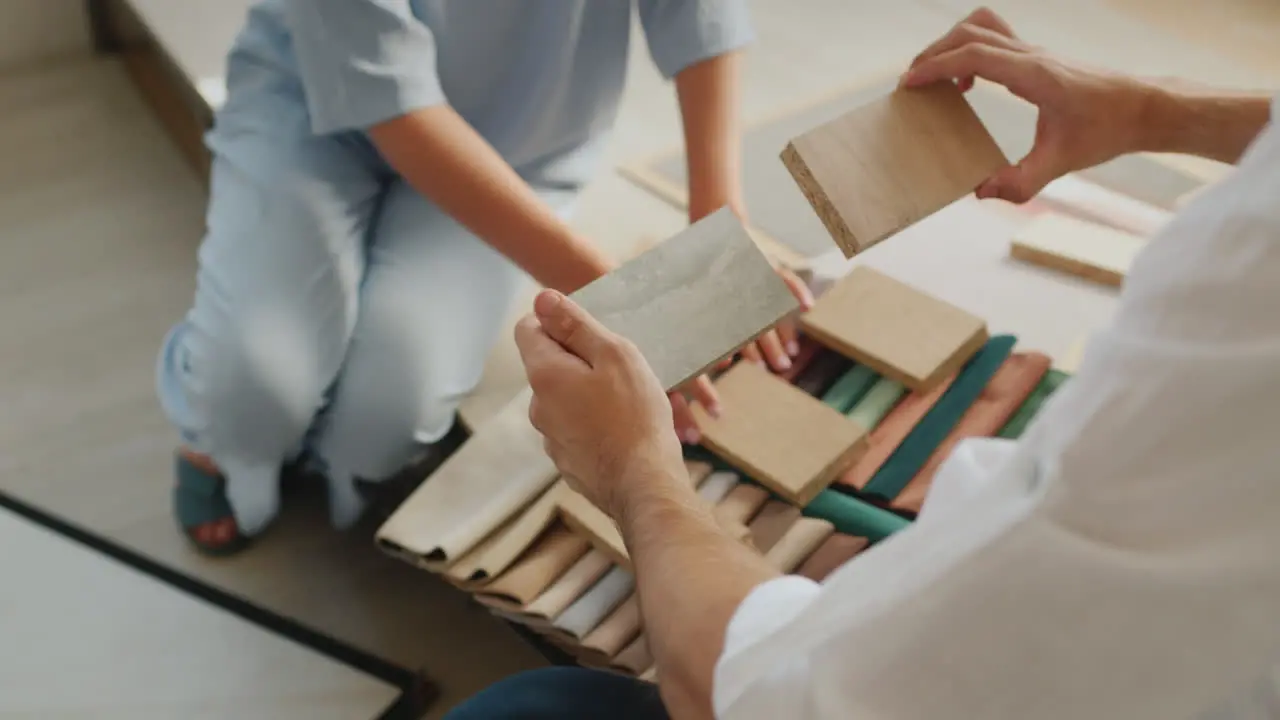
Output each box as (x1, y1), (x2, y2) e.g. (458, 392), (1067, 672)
(443, 667), (670, 720)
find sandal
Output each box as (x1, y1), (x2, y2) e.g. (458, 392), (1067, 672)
(173, 454), (253, 557)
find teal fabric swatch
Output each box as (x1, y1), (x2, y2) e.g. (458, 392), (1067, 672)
(794, 351), (852, 397)
(820, 365), (879, 413)
(862, 335), (1017, 501)
(804, 490), (910, 541)
(846, 377), (906, 431)
(998, 368), (1071, 439)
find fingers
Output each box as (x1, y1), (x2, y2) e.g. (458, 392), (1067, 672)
(777, 267), (815, 311)
(669, 392), (701, 445)
(774, 317), (801, 358)
(739, 340), (764, 366)
(532, 290), (615, 364)
(515, 314), (590, 380)
(688, 374), (721, 418)
(755, 330), (792, 373)
(975, 140), (1065, 203)
(908, 16), (1023, 73)
(902, 43), (1044, 102)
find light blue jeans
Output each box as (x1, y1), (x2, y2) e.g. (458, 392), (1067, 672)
(157, 59), (578, 534)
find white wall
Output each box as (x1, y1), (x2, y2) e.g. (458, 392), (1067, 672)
(0, 0), (90, 69)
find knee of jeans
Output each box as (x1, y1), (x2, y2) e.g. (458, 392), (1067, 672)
(443, 667), (668, 720)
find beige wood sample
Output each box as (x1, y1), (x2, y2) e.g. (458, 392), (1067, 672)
(1010, 211), (1147, 288)
(693, 362), (869, 506)
(781, 82), (1007, 258)
(764, 517), (836, 573)
(445, 479), (566, 584)
(380, 210), (799, 568)
(801, 266), (987, 391)
(474, 525), (591, 611)
(523, 550), (614, 621)
(571, 207), (800, 390)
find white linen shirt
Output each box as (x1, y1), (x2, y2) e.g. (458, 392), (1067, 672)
(715, 97), (1280, 720)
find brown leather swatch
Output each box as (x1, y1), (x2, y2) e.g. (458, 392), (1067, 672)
(795, 533), (870, 582)
(582, 594), (641, 659)
(748, 501), (803, 552)
(764, 517), (836, 573)
(473, 524), (590, 611)
(891, 352), (1050, 512)
(611, 635), (654, 675)
(837, 374), (956, 490)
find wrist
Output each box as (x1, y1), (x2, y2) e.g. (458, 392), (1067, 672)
(610, 456), (707, 530)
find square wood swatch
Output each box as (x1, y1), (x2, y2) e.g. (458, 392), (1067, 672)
(801, 266), (987, 391)
(571, 207), (799, 389)
(692, 362), (868, 506)
(378, 210), (797, 568)
(1010, 211), (1147, 288)
(781, 82), (1007, 258)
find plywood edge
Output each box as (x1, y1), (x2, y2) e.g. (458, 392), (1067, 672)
(1009, 241), (1125, 287)
(780, 141), (861, 258)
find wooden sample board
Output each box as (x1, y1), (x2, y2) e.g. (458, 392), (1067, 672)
(781, 82), (1007, 258)
(1010, 212), (1147, 288)
(378, 209), (797, 567)
(692, 362), (868, 506)
(801, 266), (988, 391)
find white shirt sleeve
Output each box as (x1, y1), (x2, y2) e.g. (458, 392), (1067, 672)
(714, 104), (1280, 720)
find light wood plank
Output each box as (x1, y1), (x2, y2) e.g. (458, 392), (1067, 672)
(781, 82), (1007, 258)
(692, 362), (869, 506)
(1010, 211), (1147, 288)
(801, 266), (988, 391)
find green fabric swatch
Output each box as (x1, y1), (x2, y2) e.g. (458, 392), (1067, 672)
(820, 364), (878, 413)
(804, 490), (910, 541)
(862, 335), (1017, 501)
(846, 377), (906, 430)
(997, 368), (1071, 439)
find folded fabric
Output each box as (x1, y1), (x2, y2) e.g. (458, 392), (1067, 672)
(796, 533), (870, 582)
(892, 352), (1050, 513)
(998, 368), (1071, 439)
(749, 500), (803, 552)
(552, 566), (636, 640)
(862, 335), (1017, 501)
(473, 525), (590, 611)
(820, 364), (879, 412)
(836, 376), (956, 491)
(803, 490), (909, 541)
(765, 517), (836, 572)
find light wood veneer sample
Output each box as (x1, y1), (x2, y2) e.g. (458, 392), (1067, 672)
(379, 210), (795, 567)
(892, 352), (1050, 513)
(693, 362), (869, 506)
(781, 82), (1007, 258)
(474, 525), (591, 611)
(837, 375), (956, 491)
(801, 266), (987, 391)
(1010, 211), (1147, 288)
(571, 207), (799, 390)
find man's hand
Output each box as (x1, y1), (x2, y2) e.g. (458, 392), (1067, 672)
(900, 7), (1156, 203)
(514, 290), (688, 517)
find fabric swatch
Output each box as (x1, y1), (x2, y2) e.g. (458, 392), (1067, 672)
(820, 364), (879, 412)
(845, 377), (906, 431)
(796, 533), (870, 582)
(998, 368), (1071, 439)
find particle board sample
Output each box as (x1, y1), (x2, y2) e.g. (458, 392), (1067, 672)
(764, 517), (836, 572)
(801, 266), (987, 391)
(781, 81), (1008, 258)
(1010, 212), (1147, 288)
(379, 209), (797, 567)
(892, 352), (1050, 513)
(570, 207), (800, 390)
(692, 362), (869, 506)
(474, 524), (590, 610)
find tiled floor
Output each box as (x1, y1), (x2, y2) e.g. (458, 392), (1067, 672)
(0, 0), (1275, 717)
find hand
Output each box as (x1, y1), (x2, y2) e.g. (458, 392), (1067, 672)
(900, 7), (1155, 203)
(515, 290), (688, 517)
(735, 264), (815, 371)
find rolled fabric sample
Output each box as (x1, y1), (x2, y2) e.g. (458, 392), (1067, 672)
(522, 549), (613, 621)
(998, 368), (1070, 439)
(473, 525), (590, 611)
(748, 500), (802, 552)
(845, 377), (906, 431)
(764, 517), (836, 572)
(552, 566), (636, 640)
(836, 376), (956, 491)
(582, 594), (642, 658)
(820, 364), (879, 412)
(611, 635), (654, 675)
(892, 352), (1050, 512)
(793, 349), (852, 397)
(795, 533), (870, 582)
(862, 335), (1017, 501)
(713, 484), (771, 527)
(803, 490), (910, 541)
(777, 337), (822, 382)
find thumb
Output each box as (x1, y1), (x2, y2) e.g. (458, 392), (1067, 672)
(534, 290), (614, 363)
(977, 141), (1064, 204)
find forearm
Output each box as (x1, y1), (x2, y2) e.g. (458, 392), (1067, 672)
(1137, 80), (1273, 164)
(369, 106), (614, 293)
(616, 467), (779, 719)
(676, 52), (745, 220)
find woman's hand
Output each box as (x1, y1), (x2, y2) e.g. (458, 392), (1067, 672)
(900, 7), (1155, 203)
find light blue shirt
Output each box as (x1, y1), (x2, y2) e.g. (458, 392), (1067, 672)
(219, 0), (753, 180)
